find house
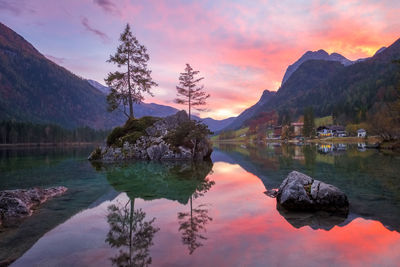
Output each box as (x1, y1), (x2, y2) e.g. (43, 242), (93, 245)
(317, 125), (347, 137)
(329, 125), (346, 137)
(317, 126), (333, 137)
(291, 122), (304, 136)
(273, 126), (282, 139)
(357, 129), (367, 138)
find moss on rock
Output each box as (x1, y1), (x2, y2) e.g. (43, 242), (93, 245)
(106, 116), (160, 147)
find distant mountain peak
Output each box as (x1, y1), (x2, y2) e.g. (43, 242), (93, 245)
(220, 89), (276, 131)
(304, 49), (328, 57)
(281, 49), (352, 85)
(374, 46), (386, 56)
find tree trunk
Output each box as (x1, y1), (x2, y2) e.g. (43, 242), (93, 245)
(129, 198), (135, 265)
(127, 52), (134, 118)
(188, 85), (191, 120)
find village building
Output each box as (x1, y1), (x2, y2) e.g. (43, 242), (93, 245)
(317, 126), (333, 137)
(272, 126), (282, 139)
(357, 129), (367, 138)
(329, 125), (346, 137)
(291, 122), (304, 136)
(317, 125), (347, 137)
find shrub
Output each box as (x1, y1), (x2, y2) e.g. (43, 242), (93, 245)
(90, 147), (102, 160)
(107, 126), (124, 146)
(164, 120), (211, 151)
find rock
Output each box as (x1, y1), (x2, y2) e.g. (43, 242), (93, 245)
(0, 186), (67, 227)
(147, 143), (169, 160)
(146, 110), (189, 137)
(276, 171), (349, 213)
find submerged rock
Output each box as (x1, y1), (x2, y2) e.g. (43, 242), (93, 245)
(89, 111), (213, 162)
(0, 186), (67, 227)
(276, 171), (349, 213)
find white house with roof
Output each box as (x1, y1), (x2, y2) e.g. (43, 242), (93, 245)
(357, 129), (367, 138)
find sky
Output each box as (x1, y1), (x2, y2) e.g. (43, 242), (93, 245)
(1, 0), (399, 119)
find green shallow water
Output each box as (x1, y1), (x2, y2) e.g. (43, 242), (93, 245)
(1, 144), (399, 266)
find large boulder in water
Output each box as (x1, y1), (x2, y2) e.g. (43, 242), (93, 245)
(276, 171), (349, 213)
(0, 187), (67, 227)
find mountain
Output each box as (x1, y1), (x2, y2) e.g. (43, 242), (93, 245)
(201, 117), (236, 132)
(221, 89), (276, 131)
(249, 38), (400, 124)
(374, 46), (387, 56)
(0, 22), (126, 129)
(281, 49), (353, 85)
(87, 79), (109, 94)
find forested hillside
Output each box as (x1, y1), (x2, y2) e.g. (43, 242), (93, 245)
(0, 22), (126, 129)
(0, 121), (108, 144)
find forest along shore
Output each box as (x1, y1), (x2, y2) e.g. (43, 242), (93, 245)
(0, 142), (101, 148)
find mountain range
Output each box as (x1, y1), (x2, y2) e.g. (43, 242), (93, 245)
(0, 22), (232, 132)
(281, 47), (387, 85)
(1, 21), (398, 133)
(221, 39), (399, 131)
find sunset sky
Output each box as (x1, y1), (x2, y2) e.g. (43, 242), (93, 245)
(1, 0), (399, 119)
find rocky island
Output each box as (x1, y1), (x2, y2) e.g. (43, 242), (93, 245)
(88, 111), (213, 162)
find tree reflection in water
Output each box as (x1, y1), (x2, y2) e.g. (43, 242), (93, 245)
(97, 160), (215, 259)
(106, 199), (159, 267)
(177, 174), (215, 254)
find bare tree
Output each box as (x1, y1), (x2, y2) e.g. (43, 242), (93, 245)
(175, 64), (210, 119)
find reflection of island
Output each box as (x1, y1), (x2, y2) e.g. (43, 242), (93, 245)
(106, 199), (159, 267)
(95, 160), (213, 205)
(177, 176), (215, 254)
(97, 160), (216, 258)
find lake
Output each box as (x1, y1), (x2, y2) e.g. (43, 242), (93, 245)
(1, 143), (400, 266)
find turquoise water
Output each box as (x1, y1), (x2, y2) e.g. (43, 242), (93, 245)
(1, 144), (400, 266)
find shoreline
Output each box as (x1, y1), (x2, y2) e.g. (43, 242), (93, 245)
(213, 136), (382, 145)
(0, 142), (102, 148)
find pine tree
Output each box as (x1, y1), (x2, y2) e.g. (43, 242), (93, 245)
(105, 24), (157, 119)
(303, 106), (315, 138)
(175, 64), (210, 119)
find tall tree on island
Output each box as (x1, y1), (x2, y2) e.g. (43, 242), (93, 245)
(105, 24), (157, 119)
(175, 64), (210, 119)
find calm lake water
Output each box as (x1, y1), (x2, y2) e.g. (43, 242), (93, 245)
(1, 144), (400, 266)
